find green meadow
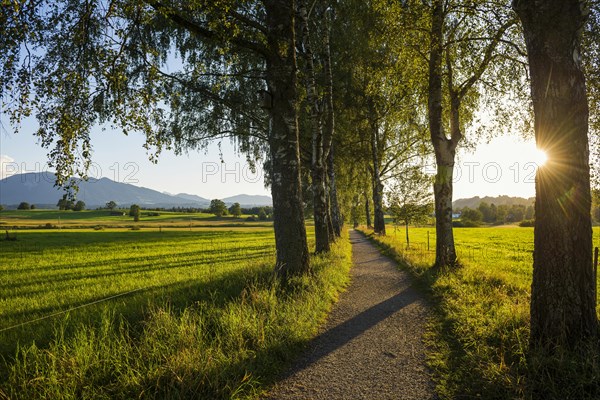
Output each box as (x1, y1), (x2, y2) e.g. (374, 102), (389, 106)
(361, 225), (600, 399)
(0, 209), (271, 229)
(0, 214), (352, 399)
(0, 228), (276, 355)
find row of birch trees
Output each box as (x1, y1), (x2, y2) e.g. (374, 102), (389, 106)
(2, 0), (599, 349)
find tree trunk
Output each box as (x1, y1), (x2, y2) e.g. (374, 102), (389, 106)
(324, 157), (335, 244)
(405, 221), (409, 249)
(428, 0), (457, 268)
(312, 165), (330, 253)
(370, 123), (386, 235)
(514, 0), (598, 347)
(365, 194), (372, 228)
(327, 146), (342, 237)
(433, 154), (457, 268)
(323, 16), (342, 239)
(372, 176), (386, 235)
(264, 0), (310, 278)
(298, 0), (330, 254)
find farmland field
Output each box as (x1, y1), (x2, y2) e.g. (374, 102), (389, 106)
(0, 209), (271, 229)
(0, 214), (350, 399)
(361, 225), (600, 399)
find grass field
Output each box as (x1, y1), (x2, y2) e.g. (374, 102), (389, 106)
(0, 228), (276, 355)
(0, 209), (272, 229)
(0, 218), (351, 399)
(361, 225), (600, 399)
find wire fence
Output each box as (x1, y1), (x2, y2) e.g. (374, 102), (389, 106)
(1, 242), (278, 335)
(387, 228), (533, 264)
(0, 287), (149, 334)
(387, 226), (600, 265)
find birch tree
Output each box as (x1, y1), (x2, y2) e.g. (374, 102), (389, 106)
(402, 0), (522, 267)
(1, 0), (310, 278)
(514, 0), (598, 347)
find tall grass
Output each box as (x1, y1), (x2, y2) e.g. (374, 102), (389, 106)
(0, 229), (277, 356)
(0, 230), (351, 399)
(360, 226), (600, 400)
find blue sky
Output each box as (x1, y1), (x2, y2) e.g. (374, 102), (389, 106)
(1, 115), (541, 200)
(0, 117), (271, 199)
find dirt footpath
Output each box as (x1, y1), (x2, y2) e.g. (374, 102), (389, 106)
(264, 230), (435, 400)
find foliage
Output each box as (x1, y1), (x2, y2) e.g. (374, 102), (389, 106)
(387, 168), (433, 226)
(452, 219), (479, 228)
(472, 202), (533, 224)
(360, 226), (600, 399)
(330, 0), (431, 236)
(73, 200), (85, 211)
(57, 195), (75, 210)
(16, 202), (30, 210)
(460, 207), (482, 222)
(209, 199), (228, 217)
(0, 228), (351, 399)
(228, 202), (242, 217)
(105, 201), (117, 210)
(519, 219), (534, 227)
(242, 206), (273, 216)
(258, 208), (268, 221)
(1, 0), (314, 277)
(0, 0), (271, 187)
(129, 204), (140, 222)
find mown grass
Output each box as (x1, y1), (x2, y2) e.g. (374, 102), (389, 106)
(360, 226), (600, 400)
(0, 227), (351, 399)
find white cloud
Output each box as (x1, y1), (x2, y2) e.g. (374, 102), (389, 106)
(0, 155), (17, 180)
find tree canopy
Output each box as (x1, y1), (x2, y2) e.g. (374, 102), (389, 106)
(209, 199), (228, 217)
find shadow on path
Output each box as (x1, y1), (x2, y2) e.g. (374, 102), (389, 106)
(264, 230), (435, 400)
(279, 288), (417, 380)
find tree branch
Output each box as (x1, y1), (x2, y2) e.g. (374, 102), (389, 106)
(457, 19), (516, 100)
(145, 0), (270, 58)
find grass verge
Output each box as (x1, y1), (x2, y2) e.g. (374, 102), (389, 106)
(358, 227), (600, 400)
(0, 231), (351, 399)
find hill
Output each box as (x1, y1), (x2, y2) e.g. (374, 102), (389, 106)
(222, 194), (272, 206)
(174, 193), (210, 204)
(452, 195), (534, 210)
(0, 173), (272, 208)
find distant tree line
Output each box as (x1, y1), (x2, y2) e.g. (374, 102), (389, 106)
(459, 202), (535, 225)
(95, 200), (273, 221)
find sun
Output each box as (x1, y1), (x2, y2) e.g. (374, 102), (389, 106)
(532, 147), (548, 167)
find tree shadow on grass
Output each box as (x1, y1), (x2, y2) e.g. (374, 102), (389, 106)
(0, 264), (273, 361)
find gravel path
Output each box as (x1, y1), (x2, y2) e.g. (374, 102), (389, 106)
(264, 230), (435, 400)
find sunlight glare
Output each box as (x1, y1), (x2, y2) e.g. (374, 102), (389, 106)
(532, 148), (548, 167)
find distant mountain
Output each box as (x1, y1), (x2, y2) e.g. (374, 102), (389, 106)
(1, 173), (207, 208)
(222, 194), (272, 206)
(453, 195), (534, 210)
(175, 193), (210, 204)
